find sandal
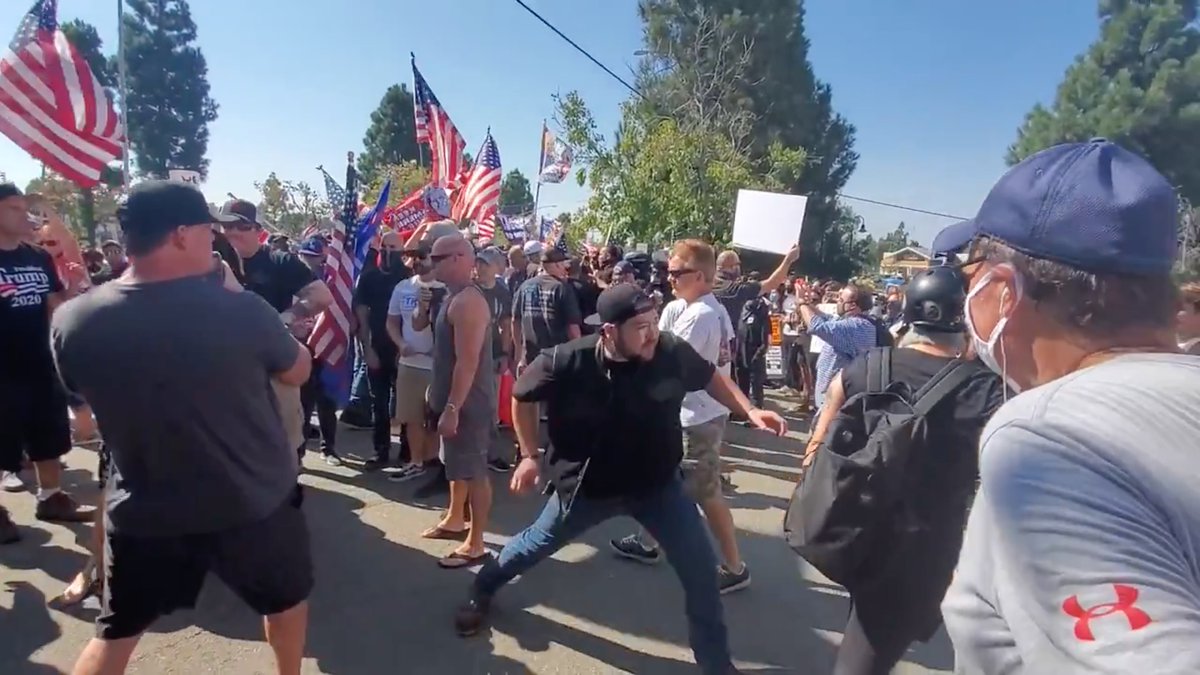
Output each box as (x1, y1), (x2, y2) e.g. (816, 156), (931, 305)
(422, 525), (468, 541)
(51, 561), (99, 608)
(438, 550), (490, 569)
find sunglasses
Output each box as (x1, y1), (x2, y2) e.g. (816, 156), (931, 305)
(666, 268), (696, 278)
(224, 221), (258, 232)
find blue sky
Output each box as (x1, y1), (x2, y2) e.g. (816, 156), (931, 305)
(1, 0), (1099, 246)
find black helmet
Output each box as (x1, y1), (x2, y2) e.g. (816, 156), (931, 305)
(902, 265), (966, 332)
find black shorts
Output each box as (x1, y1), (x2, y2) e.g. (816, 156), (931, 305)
(0, 380), (71, 472)
(97, 488), (313, 640)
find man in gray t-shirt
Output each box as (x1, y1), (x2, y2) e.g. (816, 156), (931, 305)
(50, 180), (314, 670)
(932, 140), (1200, 674)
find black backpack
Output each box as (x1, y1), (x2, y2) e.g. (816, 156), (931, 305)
(783, 348), (973, 590)
(866, 315), (895, 347)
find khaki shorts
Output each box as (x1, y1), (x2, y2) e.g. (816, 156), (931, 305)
(681, 415), (728, 502)
(394, 364), (432, 426)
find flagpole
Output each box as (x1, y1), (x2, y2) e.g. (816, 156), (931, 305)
(531, 119), (546, 239)
(116, 0), (132, 186)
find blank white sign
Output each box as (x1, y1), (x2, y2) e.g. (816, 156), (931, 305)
(732, 189), (807, 254)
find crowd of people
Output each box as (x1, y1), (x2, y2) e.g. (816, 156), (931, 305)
(1, 137), (1199, 674)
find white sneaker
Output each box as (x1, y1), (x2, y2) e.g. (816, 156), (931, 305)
(1, 471), (26, 492)
(323, 454), (343, 467)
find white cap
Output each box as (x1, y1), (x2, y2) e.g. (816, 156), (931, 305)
(523, 241), (544, 256)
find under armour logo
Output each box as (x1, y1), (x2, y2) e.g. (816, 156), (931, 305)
(1061, 584), (1152, 641)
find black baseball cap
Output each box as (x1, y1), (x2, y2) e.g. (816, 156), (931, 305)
(587, 283), (655, 326)
(118, 180), (240, 239)
(0, 183), (21, 202)
(542, 248), (569, 264)
(217, 198), (261, 226)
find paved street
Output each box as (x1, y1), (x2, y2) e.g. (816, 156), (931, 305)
(1, 396), (954, 674)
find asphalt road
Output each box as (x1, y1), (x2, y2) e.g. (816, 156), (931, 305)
(0, 395), (955, 674)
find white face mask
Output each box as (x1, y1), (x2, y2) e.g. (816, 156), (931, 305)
(964, 266), (1024, 395)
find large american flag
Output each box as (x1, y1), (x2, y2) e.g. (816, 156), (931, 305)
(453, 132), (502, 239)
(0, 0), (122, 187)
(412, 58), (465, 190)
(308, 167), (363, 405)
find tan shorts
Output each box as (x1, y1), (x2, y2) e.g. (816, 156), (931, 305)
(394, 364), (432, 425)
(681, 415), (728, 502)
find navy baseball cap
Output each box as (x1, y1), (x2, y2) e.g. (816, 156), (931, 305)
(298, 235), (326, 257)
(935, 139), (1178, 275)
(931, 219), (974, 258)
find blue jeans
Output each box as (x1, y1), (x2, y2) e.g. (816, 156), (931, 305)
(473, 475), (731, 674)
(345, 348), (372, 417)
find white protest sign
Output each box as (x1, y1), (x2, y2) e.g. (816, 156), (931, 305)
(636, 242), (649, 253)
(168, 169), (202, 185)
(732, 189), (808, 254)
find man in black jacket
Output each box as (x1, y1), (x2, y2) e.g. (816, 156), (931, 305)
(453, 284), (786, 675)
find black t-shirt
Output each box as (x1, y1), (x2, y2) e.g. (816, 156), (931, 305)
(353, 264), (410, 355)
(567, 277), (601, 334)
(0, 243), (63, 381)
(841, 349), (1006, 526)
(513, 274), (583, 362)
(477, 281), (512, 360)
(712, 276), (762, 330)
(240, 246), (316, 313)
(513, 333), (715, 498)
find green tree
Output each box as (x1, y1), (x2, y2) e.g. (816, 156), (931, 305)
(499, 169), (534, 215)
(25, 169), (124, 245)
(254, 173), (329, 237)
(360, 161), (429, 212)
(1009, 0), (1200, 202)
(359, 84), (420, 182)
(120, 0), (218, 178)
(637, 0), (858, 273)
(59, 19), (122, 244)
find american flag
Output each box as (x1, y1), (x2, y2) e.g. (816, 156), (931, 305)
(412, 58), (465, 189)
(307, 166), (363, 405)
(0, 0), (122, 187)
(540, 216), (571, 256)
(453, 132), (501, 239)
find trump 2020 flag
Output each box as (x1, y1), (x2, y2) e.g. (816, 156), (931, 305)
(537, 124), (573, 184)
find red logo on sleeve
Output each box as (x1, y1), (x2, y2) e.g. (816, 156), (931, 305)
(1062, 584), (1152, 641)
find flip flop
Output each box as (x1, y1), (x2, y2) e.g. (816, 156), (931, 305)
(438, 550), (490, 569)
(421, 526), (469, 541)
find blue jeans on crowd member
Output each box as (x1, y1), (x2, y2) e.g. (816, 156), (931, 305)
(472, 475), (732, 674)
(345, 348), (373, 419)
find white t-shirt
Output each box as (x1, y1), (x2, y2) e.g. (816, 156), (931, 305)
(660, 294), (733, 427)
(943, 353), (1200, 674)
(808, 302), (839, 353)
(386, 276), (444, 369)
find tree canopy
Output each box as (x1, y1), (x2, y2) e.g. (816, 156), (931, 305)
(499, 169), (534, 215)
(254, 172), (326, 237)
(1009, 0), (1200, 203)
(359, 84), (421, 182)
(555, 0), (861, 277)
(120, 0), (218, 178)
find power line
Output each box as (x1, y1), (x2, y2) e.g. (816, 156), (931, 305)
(510, 0), (642, 99)
(508, 0), (970, 223)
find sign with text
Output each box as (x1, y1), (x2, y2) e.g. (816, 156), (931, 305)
(732, 189), (807, 255)
(167, 169), (201, 185)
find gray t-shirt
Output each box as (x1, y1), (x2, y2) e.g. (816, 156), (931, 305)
(50, 275), (302, 536)
(943, 353), (1200, 674)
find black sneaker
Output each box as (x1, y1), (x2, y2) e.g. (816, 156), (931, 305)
(454, 593), (492, 637)
(487, 458), (511, 473)
(362, 456), (389, 472)
(413, 462), (448, 498)
(718, 563), (751, 594)
(610, 535), (661, 565)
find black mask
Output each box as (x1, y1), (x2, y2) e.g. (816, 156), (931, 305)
(385, 251), (406, 270)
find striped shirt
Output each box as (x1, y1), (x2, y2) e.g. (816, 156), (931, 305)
(809, 312), (877, 409)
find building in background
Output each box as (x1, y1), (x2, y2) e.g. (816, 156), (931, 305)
(879, 245), (932, 279)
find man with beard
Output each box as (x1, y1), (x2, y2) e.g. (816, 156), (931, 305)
(454, 284), (787, 675)
(711, 245), (799, 331)
(354, 231), (411, 469)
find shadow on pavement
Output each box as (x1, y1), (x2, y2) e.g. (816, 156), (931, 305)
(0, 581), (64, 674)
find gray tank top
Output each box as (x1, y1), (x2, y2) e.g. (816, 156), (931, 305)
(428, 286), (495, 417)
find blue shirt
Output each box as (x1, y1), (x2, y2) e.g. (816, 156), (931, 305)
(808, 312), (876, 409)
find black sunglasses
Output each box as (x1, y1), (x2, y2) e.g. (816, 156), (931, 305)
(224, 221), (258, 232)
(666, 268), (697, 278)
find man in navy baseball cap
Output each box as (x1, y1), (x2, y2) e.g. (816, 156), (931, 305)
(940, 141), (1200, 673)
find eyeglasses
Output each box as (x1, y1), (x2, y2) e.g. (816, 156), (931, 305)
(666, 268), (696, 278)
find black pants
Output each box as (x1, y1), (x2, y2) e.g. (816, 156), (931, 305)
(833, 603), (916, 675)
(779, 336), (801, 390)
(367, 352), (399, 457)
(734, 357), (766, 408)
(300, 364), (338, 456)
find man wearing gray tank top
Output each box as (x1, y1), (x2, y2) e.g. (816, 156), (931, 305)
(425, 234), (495, 569)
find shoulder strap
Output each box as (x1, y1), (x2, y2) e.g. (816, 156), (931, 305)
(865, 347), (892, 394)
(910, 360), (976, 417)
